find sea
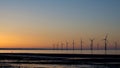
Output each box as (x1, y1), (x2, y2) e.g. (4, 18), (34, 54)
(0, 50), (120, 68)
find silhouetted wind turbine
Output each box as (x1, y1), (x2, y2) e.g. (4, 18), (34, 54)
(90, 38), (95, 53)
(73, 40), (75, 50)
(103, 34), (108, 53)
(115, 41), (117, 50)
(56, 43), (59, 50)
(80, 39), (83, 51)
(61, 42), (64, 50)
(66, 41), (68, 50)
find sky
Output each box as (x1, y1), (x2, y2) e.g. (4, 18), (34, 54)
(0, 0), (120, 49)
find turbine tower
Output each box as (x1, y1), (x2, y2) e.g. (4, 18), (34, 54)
(115, 41), (117, 50)
(103, 34), (108, 52)
(66, 41), (68, 50)
(90, 38), (95, 51)
(61, 42), (64, 50)
(73, 40), (75, 50)
(80, 39), (83, 51)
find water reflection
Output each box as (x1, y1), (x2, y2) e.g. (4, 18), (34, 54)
(0, 50), (120, 55)
(0, 63), (120, 68)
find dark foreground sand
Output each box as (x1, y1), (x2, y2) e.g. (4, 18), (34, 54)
(0, 53), (120, 64)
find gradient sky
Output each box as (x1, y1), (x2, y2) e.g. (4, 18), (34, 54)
(0, 0), (120, 49)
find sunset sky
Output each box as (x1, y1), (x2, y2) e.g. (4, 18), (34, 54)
(0, 0), (120, 49)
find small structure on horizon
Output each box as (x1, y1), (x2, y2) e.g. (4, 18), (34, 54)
(90, 38), (95, 53)
(80, 39), (83, 51)
(73, 40), (75, 50)
(103, 34), (108, 53)
(115, 41), (118, 50)
(66, 41), (68, 50)
(61, 42), (64, 50)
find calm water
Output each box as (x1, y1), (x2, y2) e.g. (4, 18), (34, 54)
(0, 50), (120, 68)
(0, 50), (120, 54)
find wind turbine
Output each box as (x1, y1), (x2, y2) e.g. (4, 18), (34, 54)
(73, 40), (75, 50)
(115, 41), (117, 50)
(80, 39), (83, 51)
(103, 34), (108, 52)
(61, 42), (64, 50)
(66, 41), (68, 50)
(90, 38), (95, 53)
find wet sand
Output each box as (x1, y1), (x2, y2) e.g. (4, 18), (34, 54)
(0, 53), (120, 64)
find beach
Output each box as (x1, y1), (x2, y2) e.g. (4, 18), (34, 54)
(0, 50), (120, 68)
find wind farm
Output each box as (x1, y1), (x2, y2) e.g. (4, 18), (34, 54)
(52, 34), (119, 52)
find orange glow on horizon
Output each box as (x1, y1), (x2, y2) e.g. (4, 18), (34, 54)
(0, 33), (51, 48)
(0, 32), (119, 49)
